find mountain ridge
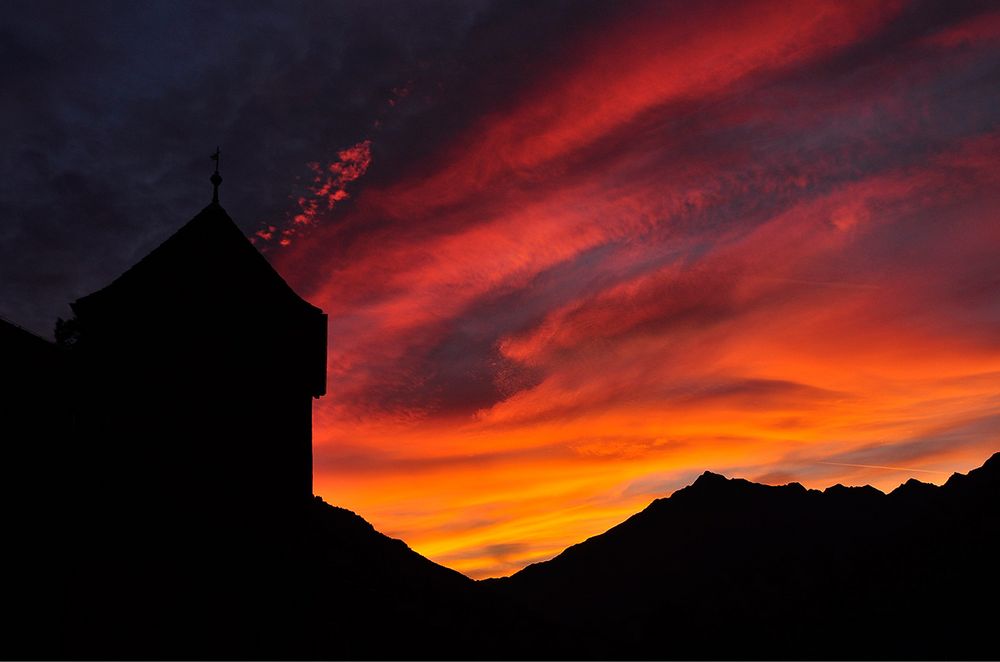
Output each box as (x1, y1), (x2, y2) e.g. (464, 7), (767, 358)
(481, 451), (1000, 658)
(501, 455), (999, 583)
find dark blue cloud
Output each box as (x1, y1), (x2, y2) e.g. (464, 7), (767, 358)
(0, 0), (625, 334)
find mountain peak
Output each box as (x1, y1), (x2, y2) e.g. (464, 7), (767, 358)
(823, 483), (883, 499)
(980, 451), (1000, 473)
(889, 477), (938, 499)
(693, 470), (728, 485)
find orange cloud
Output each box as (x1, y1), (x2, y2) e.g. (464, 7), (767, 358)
(273, 1), (1000, 579)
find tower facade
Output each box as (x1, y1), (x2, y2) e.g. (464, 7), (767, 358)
(68, 201), (327, 515)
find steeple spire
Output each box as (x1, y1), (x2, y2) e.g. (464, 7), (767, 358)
(210, 147), (222, 205)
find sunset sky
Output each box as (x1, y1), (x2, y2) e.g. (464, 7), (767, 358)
(4, 0), (1000, 578)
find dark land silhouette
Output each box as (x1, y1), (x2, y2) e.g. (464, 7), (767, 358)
(486, 453), (1000, 659)
(2, 180), (998, 659)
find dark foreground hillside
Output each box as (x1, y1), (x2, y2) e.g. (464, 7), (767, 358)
(46, 452), (1000, 659)
(57, 497), (540, 659)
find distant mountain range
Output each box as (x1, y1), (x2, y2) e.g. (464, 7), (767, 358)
(50, 452), (999, 659)
(487, 451), (1000, 658)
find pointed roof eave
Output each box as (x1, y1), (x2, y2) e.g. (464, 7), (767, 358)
(73, 203), (323, 318)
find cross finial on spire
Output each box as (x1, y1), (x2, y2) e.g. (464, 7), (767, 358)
(210, 146), (222, 205)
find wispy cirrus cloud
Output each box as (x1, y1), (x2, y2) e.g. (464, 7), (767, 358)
(257, 1), (1000, 578)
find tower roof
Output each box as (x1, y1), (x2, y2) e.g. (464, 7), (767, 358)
(72, 202), (322, 320)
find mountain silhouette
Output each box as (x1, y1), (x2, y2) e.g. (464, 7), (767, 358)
(60, 495), (498, 659)
(484, 453), (1000, 659)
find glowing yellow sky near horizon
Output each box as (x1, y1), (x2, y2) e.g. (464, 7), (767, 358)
(279, 1), (1000, 579)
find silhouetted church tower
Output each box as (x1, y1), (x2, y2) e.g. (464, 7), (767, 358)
(67, 153), (326, 514)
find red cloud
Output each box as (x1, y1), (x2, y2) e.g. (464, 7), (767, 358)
(270, 2), (1000, 580)
(254, 139), (372, 248)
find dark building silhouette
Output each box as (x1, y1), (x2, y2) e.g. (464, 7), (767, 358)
(2, 315), (66, 433)
(2, 316), (70, 535)
(2, 315), (69, 524)
(2, 317), (69, 659)
(36, 177), (331, 656)
(66, 198), (327, 515)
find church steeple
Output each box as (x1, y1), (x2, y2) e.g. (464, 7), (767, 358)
(210, 147), (222, 205)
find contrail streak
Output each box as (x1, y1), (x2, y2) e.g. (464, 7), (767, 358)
(817, 461), (949, 476)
